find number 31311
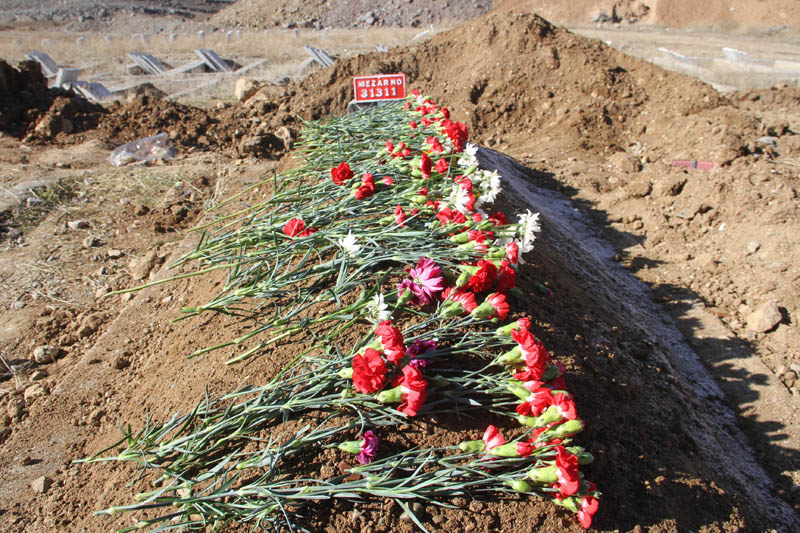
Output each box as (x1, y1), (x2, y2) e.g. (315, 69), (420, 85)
(360, 87), (398, 99)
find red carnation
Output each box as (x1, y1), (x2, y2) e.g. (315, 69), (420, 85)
(495, 260), (517, 293)
(393, 365), (427, 416)
(506, 241), (519, 264)
(394, 205), (406, 227)
(485, 292), (509, 320)
(489, 212), (509, 226)
(352, 348), (387, 394)
(511, 329), (551, 381)
(331, 162), (353, 185)
(555, 446), (580, 497)
(420, 153), (432, 179)
(354, 173), (376, 200)
(516, 387), (554, 417)
(374, 320), (405, 363)
(467, 259), (497, 293)
(434, 158), (449, 175)
(283, 218), (305, 238)
(426, 136), (444, 154)
(436, 207), (467, 226)
(553, 393), (578, 420)
(578, 484), (600, 528)
(442, 120), (468, 152)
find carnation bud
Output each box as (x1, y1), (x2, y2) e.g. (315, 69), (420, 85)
(567, 446), (594, 465)
(487, 442), (522, 457)
(376, 386), (404, 404)
(338, 440), (362, 454)
(537, 419), (585, 441)
(535, 405), (563, 427)
(528, 464), (558, 484)
(448, 231), (471, 244)
(508, 479), (533, 493)
(338, 368), (354, 379)
(497, 347), (523, 365)
(556, 495), (580, 513)
(458, 440), (486, 453)
(506, 382), (530, 401)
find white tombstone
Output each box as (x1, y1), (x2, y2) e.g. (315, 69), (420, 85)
(55, 68), (80, 89)
(226, 30), (233, 40)
(104, 34), (113, 42)
(322, 28), (329, 40)
(294, 29), (300, 39)
(169, 33), (177, 41)
(198, 30), (205, 40)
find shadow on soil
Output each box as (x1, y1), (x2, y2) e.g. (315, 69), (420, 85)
(517, 159), (800, 525)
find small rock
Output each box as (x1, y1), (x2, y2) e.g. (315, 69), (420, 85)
(23, 384), (47, 403)
(746, 241), (761, 255)
(113, 355), (131, 370)
(7, 399), (25, 420)
(608, 151), (642, 173)
(653, 175), (686, 197)
(234, 78), (259, 102)
(121, 292), (133, 303)
(107, 249), (123, 259)
(29, 370), (47, 381)
(747, 300), (782, 333)
(30, 476), (53, 494)
(625, 179), (652, 198)
(88, 408), (105, 427)
(67, 220), (89, 230)
(432, 514), (445, 525)
(82, 236), (99, 248)
(129, 249), (162, 281)
(32, 345), (62, 364)
(21, 456), (36, 466)
(76, 324), (94, 338)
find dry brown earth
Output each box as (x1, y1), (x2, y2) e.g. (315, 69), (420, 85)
(0, 2), (799, 533)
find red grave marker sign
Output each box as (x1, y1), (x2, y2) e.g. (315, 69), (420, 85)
(352, 74), (407, 103)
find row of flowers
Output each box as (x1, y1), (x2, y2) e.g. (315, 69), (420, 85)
(89, 91), (598, 531)
(323, 91), (598, 527)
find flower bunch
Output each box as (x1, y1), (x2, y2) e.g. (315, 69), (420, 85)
(88, 91), (598, 531)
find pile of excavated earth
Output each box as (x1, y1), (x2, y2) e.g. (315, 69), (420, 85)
(0, 2), (798, 532)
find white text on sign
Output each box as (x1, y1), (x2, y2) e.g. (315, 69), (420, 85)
(352, 74), (407, 103)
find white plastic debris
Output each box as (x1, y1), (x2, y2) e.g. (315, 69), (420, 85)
(108, 133), (176, 167)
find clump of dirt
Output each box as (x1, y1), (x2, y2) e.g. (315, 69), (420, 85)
(0, 59), (103, 140)
(0, 59), (105, 141)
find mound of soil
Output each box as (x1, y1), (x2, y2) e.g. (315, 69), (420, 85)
(0, 60), (104, 140)
(95, 93), (291, 158)
(236, 8), (800, 525)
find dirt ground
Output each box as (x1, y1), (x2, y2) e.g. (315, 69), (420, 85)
(0, 2), (799, 532)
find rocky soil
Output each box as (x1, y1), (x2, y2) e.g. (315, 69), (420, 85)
(0, 2), (799, 532)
